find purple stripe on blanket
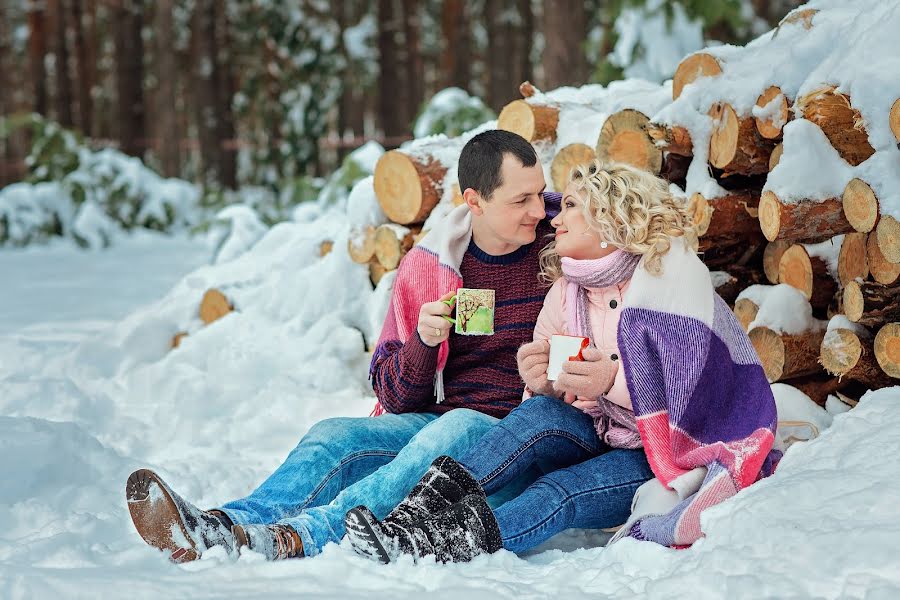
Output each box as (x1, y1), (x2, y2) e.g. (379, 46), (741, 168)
(619, 307), (777, 445)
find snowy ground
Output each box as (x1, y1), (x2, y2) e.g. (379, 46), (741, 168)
(3, 233), (900, 600)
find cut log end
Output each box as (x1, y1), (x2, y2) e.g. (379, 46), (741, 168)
(596, 110), (661, 174)
(779, 245), (814, 300)
(874, 323), (900, 379)
(820, 328), (863, 377)
(672, 53), (722, 100)
(837, 232), (868, 286)
(497, 99), (559, 143)
(734, 298), (759, 332)
(891, 98), (900, 144)
(867, 232), (900, 285)
(347, 225), (377, 264)
(171, 332), (188, 349)
(369, 260), (391, 287)
(551, 144), (596, 192)
(200, 288), (232, 325)
(758, 191), (782, 241)
(876, 215), (900, 264)
(768, 143), (783, 172)
(519, 81), (538, 98)
(319, 240), (334, 257)
(763, 240), (791, 283)
(755, 86), (789, 139)
(709, 102), (773, 175)
(779, 8), (818, 29)
(690, 193), (712, 237)
(373, 150), (446, 225)
(749, 327), (785, 381)
(842, 178), (879, 233)
(374, 224), (416, 271)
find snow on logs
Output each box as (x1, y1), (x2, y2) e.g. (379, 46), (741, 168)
(672, 52), (722, 100)
(754, 86), (791, 140)
(797, 87), (875, 167)
(373, 149), (448, 225)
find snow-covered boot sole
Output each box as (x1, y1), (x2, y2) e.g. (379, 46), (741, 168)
(345, 506), (392, 564)
(126, 469), (200, 563)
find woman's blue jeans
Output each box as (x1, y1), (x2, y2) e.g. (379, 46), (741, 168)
(458, 395), (654, 554)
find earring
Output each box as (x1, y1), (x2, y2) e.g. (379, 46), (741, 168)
(600, 241), (608, 249)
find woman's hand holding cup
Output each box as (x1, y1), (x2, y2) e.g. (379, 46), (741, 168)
(517, 340), (554, 397)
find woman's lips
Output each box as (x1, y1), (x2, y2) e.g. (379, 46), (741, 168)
(555, 230), (568, 238)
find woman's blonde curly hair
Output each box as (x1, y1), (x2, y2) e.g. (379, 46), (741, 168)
(539, 160), (698, 284)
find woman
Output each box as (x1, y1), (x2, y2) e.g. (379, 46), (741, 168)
(344, 161), (782, 563)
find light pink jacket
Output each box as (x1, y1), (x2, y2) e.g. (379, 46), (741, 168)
(532, 277), (633, 410)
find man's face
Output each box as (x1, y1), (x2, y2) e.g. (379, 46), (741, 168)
(473, 154), (546, 249)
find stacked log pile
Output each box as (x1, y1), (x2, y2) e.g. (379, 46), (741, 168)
(344, 4), (900, 405)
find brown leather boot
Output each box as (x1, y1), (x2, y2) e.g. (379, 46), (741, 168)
(125, 469), (236, 562)
(232, 524), (304, 560)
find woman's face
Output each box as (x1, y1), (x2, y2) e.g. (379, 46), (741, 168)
(550, 184), (617, 260)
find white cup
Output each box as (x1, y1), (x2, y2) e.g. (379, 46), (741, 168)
(547, 334), (589, 381)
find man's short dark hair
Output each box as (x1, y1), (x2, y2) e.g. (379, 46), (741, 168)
(458, 130), (538, 200)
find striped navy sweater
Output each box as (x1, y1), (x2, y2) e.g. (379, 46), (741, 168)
(371, 222), (552, 418)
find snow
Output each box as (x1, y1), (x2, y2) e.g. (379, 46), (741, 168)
(4, 203), (900, 597)
(747, 283), (824, 334)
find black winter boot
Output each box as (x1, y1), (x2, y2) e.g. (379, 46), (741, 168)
(343, 455), (483, 560)
(346, 493), (502, 564)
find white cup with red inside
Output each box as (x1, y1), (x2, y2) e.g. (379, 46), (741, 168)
(547, 334), (590, 381)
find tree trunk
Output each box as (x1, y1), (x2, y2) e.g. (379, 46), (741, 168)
(542, 0), (587, 90)
(214, 0), (236, 188)
(672, 53), (721, 100)
(0, 12), (12, 186)
(820, 328), (893, 388)
(378, 0), (407, 143)
(441, 0), (470, 91)
(114, 0), (146, 158)
(485, 0), (533, 113)
(69, 0), (93, 135)
(401, 0), (423, 126)
(798, 87), (874, 167)
(49, 0), (74, 127)
(497, 99), (559, 143)
(28, 0), (49, 116)
(749, 326), (826, 382)
(778, 243), (838, 314)
(843, 280), (900, 328)
(154, 0), (180, 178)
(191, 0), (230, 186)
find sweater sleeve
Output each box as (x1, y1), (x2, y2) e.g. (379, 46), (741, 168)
(370, 333), (440, 414)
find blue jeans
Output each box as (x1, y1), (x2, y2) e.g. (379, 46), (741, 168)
(219, 408), (522, 556)
(458, 395), (654, 554)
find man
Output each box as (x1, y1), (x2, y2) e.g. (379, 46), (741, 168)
(125, 130), (560, 561)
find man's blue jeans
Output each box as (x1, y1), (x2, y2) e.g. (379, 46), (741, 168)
(458, 395), (655, 554)
(218, 408), (531, 556)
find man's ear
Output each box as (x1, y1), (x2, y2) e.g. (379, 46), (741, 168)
(463, 188), (484, 216)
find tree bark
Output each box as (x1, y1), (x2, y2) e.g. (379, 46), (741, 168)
(441, 0), (470, 91)
(28, 0), (49, 116)
(542, 0), (587, 90)
(49, 0), (74, 127)
(485, 0), (533, 113)
(378, 0), (407, 143)
(214, 0), (236, 188)
(114, 0), (146, 158)
(401, 0), (423, 126)
(69, 0), (93, 135)
(154, 0), (180, 177)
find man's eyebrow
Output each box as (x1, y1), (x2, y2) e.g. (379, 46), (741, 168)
(520, 184), (547, 197)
